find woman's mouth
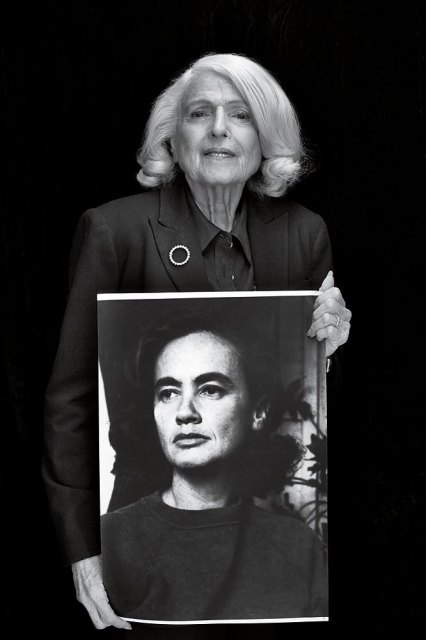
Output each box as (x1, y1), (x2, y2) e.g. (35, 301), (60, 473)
(173, 433), (210, 448)
(203, 148), (235, 158)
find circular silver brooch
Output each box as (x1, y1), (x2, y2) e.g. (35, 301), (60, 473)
(169, 244), (191, 266)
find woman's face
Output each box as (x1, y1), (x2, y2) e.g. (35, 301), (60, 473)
(153, 331), (258, 470)
(171, 71), (262, 187)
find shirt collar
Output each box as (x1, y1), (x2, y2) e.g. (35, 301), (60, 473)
(184, 185), (252, 264)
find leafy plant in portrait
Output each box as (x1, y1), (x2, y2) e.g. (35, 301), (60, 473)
(275, 377), (328, 539)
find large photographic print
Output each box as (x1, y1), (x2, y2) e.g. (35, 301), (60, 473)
(98, 292), (328, 624)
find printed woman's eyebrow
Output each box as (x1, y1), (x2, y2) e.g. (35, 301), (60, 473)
(194, 372), (234, 387)
(155, 372), (234, 391)
(154, 376), (181, 390)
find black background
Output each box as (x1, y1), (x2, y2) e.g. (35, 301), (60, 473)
(2, 1), (425, 638)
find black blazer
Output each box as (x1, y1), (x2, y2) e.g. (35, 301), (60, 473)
(43, 178), (332, 565)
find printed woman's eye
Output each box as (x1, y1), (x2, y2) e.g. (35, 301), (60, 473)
(200, 384), (225, 399)
(157, 388), (179, 402)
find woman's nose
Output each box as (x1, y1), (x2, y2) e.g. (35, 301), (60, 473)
(210, 107), (228, 137)
(176, 394), (201, 424)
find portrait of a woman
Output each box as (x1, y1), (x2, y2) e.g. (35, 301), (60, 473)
(101, 312), (328, 622)
(43, 53), (350, 630)
(4, 3), (420, 638)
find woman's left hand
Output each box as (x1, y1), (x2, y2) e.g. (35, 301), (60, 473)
(307, 271), (351, 358)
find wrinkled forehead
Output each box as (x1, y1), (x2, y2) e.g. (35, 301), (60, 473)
(181, 70), (247, 108)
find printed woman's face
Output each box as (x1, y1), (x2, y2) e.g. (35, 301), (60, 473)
(153, 331), (257, 470)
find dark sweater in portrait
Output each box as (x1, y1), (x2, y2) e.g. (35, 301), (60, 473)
(101, 492), (328, 622)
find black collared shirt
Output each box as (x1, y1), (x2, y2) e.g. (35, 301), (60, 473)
(185, 187), (255, 291)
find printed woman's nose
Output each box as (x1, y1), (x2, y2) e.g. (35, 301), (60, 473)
(176, 394), (201, 424)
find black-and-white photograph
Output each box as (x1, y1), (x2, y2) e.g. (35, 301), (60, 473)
(98, 292), (328, 624)
(3, 3), (424, 639)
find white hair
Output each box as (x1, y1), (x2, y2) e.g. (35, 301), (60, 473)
(136, 53), (307, 197)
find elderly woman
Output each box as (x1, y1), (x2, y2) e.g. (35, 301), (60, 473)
(101, 312), (327, 622)
(44, 53), (350, 631)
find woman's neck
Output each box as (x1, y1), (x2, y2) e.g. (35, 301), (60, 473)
(186, 178), (244, 232)
(162, 469), (237, 510)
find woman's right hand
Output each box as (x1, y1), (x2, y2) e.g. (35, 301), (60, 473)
(72, 554), (132, 630)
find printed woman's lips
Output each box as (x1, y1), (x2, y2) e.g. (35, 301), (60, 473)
(173, 433), (210, 447)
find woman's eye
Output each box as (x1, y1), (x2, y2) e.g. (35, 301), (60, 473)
(157, 388), (179, 402)
(200, 385), (225, 399)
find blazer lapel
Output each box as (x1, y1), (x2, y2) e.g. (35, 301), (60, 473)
(149, 180), (212, 292)
(247, 193), (289, 291)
